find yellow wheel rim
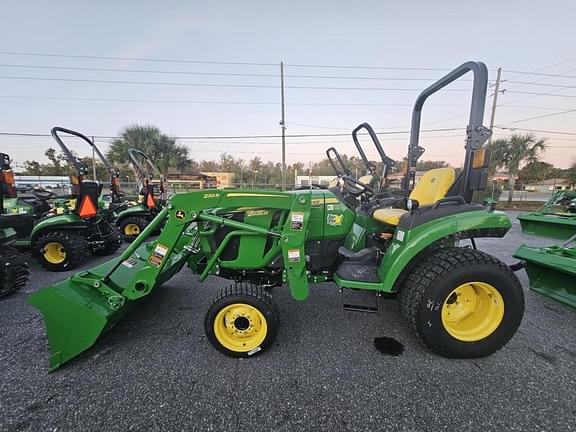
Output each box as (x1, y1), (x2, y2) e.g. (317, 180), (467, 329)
(43, 242), (66, 264)
(213, 303), (268, 352)
(124, 223), (141, 236)
(441, 282), (505, 342)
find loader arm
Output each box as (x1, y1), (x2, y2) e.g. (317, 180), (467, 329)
(29, 189), (313, 371)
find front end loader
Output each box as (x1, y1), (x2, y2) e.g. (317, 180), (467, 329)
(30, 61), (525, 371)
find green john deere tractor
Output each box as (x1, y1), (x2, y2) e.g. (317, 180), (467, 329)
(30, 61), (525, 371)
(0, 153), (29, 297)
(115, 148), (167, 242)
(7, 127), (123, 271)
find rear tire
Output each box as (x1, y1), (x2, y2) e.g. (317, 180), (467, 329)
(119, 216), (149, 243)
(398, 247), (524, 358)
(205, 283), (280, 358)
(35, 231), (88, 271)
(0, 247), (29, 297)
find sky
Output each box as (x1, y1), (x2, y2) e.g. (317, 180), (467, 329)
(0, 0), (575, 170)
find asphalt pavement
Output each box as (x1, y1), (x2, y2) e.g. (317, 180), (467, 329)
(1, 211), (575, 431)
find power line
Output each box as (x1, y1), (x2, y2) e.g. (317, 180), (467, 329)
(0, 51), (461, 71)
(0, 75), (471, 91)
(505, 80), (576, 89)
(498, 104), (576, 111)
(0, 51), (279, 67)
(494, 126), (576, 136)
(503, 70), (576, 79)
(0, 63), (453, 82)
(0, 95), (458, 107)
(505, 90), (576, 99)
(502, 108), (576, 125)
(0, 127), (464, 141)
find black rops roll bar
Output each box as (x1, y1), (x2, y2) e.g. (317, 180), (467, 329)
(402, 61), (492, 197)
(128, 148), (167, 196)
(51, 126), (122, 201)
(50, 127), (94, 177)
(352, 123), (395, 178)
(326, 147), (352, 177)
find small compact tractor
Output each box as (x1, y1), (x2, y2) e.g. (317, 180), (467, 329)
(0, 153), (29, 297)
(6, 127), (123, 271)
(517, 191), (576, 240)
(115, 148), (167, 241)
(30, 61), (525, 371)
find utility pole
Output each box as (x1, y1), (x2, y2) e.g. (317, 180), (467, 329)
(280, 62), (286, 190)
(488, 67), (502, 144)
(91, 136), (97, 180)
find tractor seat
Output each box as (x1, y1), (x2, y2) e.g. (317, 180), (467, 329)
(372, 167), (456, 226)
(358, 174), (373, 186)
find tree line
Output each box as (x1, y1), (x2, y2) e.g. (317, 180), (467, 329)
(19, 125), (576, 192)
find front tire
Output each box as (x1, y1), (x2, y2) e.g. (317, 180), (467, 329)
(399, 247), (524, 358)
(35, 231), (88, 271)
(205, 283), (280, 358)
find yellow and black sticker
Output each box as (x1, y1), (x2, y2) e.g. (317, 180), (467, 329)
(290, 212), (304, 230)
(175, 210), (186, 220)
(149, 243), (169, 267)
(327, 214), (343, 226)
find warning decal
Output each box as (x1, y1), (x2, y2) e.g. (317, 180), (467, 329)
(149, 243), (169, 267)
(287, 249), (301, 262)
(290, 212), (304, 230)
(122, 258), (138, 268)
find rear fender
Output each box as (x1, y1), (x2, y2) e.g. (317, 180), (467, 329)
(31, 214), (87, 243)
(115, 204), (150, 223)
(378, 210), (511, 293)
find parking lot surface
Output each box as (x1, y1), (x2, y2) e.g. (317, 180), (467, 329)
(1, 212), (575, 431)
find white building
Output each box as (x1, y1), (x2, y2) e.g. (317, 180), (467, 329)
(295, 175), (337, 188)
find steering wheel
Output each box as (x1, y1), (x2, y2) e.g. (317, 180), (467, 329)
(33, 188), (58, 201)
(341, 175), (374, 198)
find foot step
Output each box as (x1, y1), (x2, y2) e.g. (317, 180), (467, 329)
(341, 288), (378, 313)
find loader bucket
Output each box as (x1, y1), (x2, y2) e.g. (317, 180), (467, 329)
(28, 258), (133, 372)
(518, 213), (576, 240)
(514, 244), (576, 308)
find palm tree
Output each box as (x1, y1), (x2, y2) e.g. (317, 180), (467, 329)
(107, 125), (190, 172)
(490, 133), (547, 203)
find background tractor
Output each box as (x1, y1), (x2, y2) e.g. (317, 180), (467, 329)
(115, 148), (167, 242)
(30, 61), (525, 371)
(6, 127), (123, 271)
(0, 153), (29, 297)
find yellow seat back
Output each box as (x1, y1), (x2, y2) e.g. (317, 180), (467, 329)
(409, 168), (455, 206)
(358, 175), (373, 186)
